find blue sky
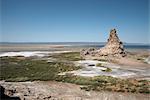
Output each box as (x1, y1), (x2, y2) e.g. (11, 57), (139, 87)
(1, 0), (149, 43)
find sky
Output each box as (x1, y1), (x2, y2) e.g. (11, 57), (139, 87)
(1, 0), (149, 43)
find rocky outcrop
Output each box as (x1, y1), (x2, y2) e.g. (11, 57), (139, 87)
(0, 85), (21, 100)
(81, 29), (126, 58)
(97, 29), (126, 57)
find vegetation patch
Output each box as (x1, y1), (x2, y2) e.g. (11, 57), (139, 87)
(96, 63), (103, 67)
(56, 75), (150, 94)
(0, 56), (81, 82)
(96, 63), (106, 67)
(51, 52), (84, 61)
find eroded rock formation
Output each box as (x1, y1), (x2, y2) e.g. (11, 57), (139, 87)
(81, 29), (126, 58)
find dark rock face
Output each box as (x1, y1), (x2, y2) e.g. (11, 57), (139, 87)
(0, 85), (20, 100)
(81, 29), (126, 58)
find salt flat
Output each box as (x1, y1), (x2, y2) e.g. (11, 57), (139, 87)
(59, 60), (150, 79)
(0, 51), (71, 57)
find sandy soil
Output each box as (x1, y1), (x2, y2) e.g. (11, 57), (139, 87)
(113, 57), (150, 69)
(0, 44), (73, 52)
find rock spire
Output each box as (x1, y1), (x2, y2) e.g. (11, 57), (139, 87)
(81, 29), (126, 58)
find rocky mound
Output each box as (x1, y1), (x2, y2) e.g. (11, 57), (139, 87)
(81, 29), (126, 58)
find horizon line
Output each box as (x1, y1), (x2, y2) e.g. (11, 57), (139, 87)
(0, 41), (149, 45)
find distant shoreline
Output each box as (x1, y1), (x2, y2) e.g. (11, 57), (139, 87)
(0, 42), (149, 51)
(0, 42), (149, 45)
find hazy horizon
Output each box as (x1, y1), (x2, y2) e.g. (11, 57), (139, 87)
(0, 41), (149, 45)
(1, 0), (149, 43)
